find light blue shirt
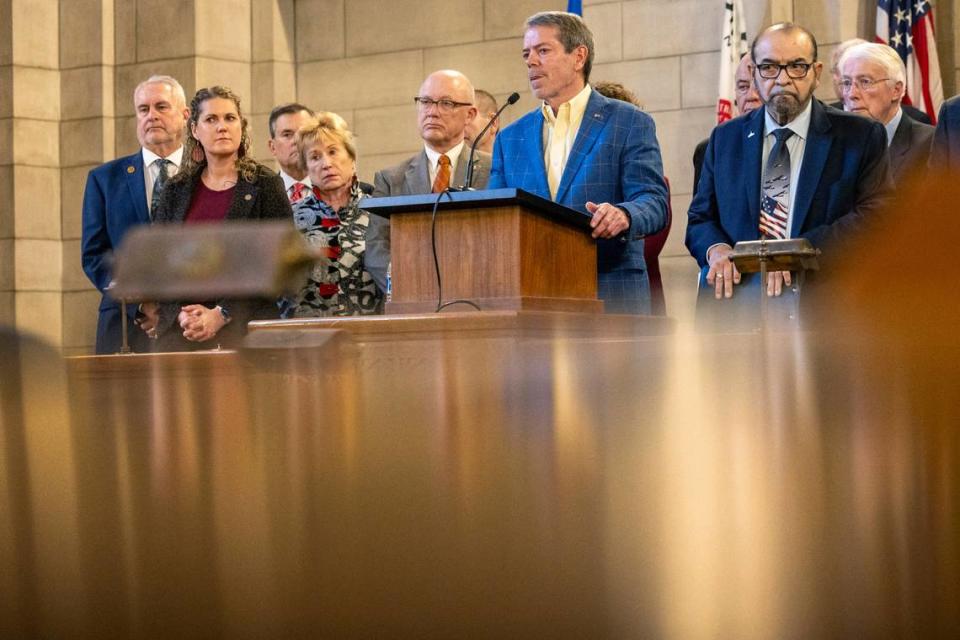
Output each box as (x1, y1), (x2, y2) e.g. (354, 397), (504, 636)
(884, 108), (903, 146)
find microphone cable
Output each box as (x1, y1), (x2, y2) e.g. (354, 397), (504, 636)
(431, 188), (481, 313)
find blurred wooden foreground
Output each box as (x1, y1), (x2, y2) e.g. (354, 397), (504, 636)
(1, 175), (959, 638)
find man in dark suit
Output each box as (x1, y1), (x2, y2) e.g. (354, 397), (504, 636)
(839, 42), (934, 185)
(686, 23), (892, 305)
(693, 53), (762, 193)
(365, 69), (491, 294)
(267, 102), (315, 203)
(931, 95), (960, 170)
(828, 37), (932, 125)
(81, 75), (189, 353)
(489, 11), (668, 314)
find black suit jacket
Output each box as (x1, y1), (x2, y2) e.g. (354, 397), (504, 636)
(829, 99), (932, 125)
(152, 164), (293, 349)
(889, 114), (934, 184)
(692, 138), (708, 195)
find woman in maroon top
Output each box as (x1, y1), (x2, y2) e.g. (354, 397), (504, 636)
(142, 86), (292, 351)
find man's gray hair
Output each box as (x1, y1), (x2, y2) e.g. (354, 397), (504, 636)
(831, 38), (868, 72)
(838, 42), (906, 86)
(134, 75), (187, 108)
(525, 11), (595, 82)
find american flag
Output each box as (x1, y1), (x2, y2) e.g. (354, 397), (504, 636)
(717, 0), (749, 124)
(876, 0), (943, 124)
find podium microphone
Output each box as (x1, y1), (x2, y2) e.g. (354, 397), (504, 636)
(462, 91), (520, 191)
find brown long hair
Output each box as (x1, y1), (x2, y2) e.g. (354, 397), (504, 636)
(179, 85), (259, 183)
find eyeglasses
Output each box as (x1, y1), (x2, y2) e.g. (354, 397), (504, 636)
(840, 77), (892, 93)
(414, 97), (472, 113)
(756, 62), (814, 79)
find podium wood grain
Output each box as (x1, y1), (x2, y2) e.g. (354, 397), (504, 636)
(388, 203), (601, 314)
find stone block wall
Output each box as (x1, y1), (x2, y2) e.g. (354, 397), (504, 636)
(2, 0), (957, 351)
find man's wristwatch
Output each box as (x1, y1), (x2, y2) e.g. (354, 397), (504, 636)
(217, 305), (232, 324)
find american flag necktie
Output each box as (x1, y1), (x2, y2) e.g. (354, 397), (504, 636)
(432, 154), (451, 193)
(759, 128), (793, 239)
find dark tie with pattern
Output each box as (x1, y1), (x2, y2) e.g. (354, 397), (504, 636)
(151, 158), (170, 220)
(432, 154), (451, 193)
(759, 128), (794, 239)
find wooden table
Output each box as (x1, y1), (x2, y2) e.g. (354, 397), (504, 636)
(2, 325), (958, 638)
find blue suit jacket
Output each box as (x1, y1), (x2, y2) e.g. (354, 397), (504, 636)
(932, 95), (960, 170)
(686, 100), (892, 273)
(81, 151), (151, 353)
(489, 89), (668, 314)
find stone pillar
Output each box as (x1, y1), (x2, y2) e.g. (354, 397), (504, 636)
(60, 0), (118, 353)
(250, 0), (299, 166)
(3, 0), (63, 346)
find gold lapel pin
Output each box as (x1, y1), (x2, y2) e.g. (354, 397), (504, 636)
(244, 194), (252, 201)
(126, 166), (135, 173)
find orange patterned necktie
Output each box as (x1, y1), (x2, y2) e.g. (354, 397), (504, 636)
(432, 154), (451, 193)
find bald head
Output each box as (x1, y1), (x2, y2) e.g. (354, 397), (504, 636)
(735, 55), (761, 115)
(416, 69), (478, 153)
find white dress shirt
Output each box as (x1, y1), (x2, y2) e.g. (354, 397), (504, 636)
(279, 169), (312, 201)
(142, 146), (183, 214)
(424, 140), (465, 186)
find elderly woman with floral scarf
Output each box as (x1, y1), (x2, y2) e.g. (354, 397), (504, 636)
(289, 113), (383, 316)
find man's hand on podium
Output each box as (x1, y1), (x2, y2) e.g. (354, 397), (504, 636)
(765, 270), (792, 297)
(707, 244), (793, 299)
(586, 201), (629, 239)
(707, 244), (741, 299)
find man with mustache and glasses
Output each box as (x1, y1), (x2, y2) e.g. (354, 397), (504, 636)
(686, 23), (892, 321)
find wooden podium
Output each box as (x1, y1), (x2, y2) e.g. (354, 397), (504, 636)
(364, 189), (602, 314)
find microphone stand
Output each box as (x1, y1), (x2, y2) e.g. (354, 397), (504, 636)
(460, 92), (520, 191)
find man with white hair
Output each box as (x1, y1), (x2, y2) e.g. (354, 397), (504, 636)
(81, 75), (190, 353)
(839, 42), (934, 184)
(830, 37), (931, 124)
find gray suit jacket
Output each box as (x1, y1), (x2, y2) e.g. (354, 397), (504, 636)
(365, 146), (491, 293)
(889, 113), (934, 185)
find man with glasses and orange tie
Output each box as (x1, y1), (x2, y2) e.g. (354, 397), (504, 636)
(365, 69), (491, 296)
(686, 23), (892, 318)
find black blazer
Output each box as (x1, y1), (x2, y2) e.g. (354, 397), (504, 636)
(152, 163), (293, 350)
(889, 114), (934, 185)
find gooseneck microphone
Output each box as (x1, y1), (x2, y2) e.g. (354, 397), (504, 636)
(462, 91), (520, 190)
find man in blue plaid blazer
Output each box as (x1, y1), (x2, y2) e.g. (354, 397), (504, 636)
(488, 11), (668, 314)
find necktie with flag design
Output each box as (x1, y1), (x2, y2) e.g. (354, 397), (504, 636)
(759, 128), (793, 239)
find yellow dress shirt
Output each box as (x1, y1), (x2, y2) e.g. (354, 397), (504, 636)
(542, 84), (592, 200)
